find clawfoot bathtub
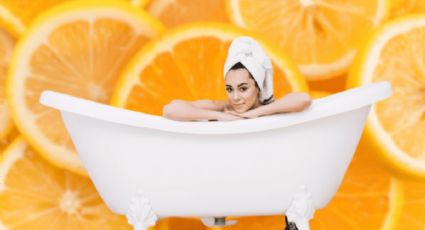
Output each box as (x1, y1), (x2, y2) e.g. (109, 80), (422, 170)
(40, 81), (392, 230)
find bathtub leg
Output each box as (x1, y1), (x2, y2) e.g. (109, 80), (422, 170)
(285, 215), (299, 230)
(125, 189), (158, 230)
(285, 185), (315, 230)
(200, 217), (237, 227)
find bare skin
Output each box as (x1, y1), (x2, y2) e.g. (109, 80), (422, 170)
(162, 68), (312, 121)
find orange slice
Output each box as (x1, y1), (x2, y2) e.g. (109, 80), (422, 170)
(7, 0), (164, 175)
(395, 178), (425, 229)
(0, 128), (18, 155)
(111, 22), (308, 114)
(227, 0), (389, 81)
(144, 0), (229, 28)
(0, 0), (147, 38)
(309, 143), (403, 229)
(0, 26), (15, 140)
(308, 74), (348, 94)
(0, 0), (64, 38)
(347, 15), (425, 180)
(0, 137), (132, 229)
(389, 0), (425, 19)
(154, 218), (206, 230)
(310, 90), (332, 99)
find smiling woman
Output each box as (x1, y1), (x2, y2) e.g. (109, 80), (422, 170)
(162, 36), (312, 122)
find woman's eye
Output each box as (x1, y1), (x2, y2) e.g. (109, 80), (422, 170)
(240, 87), (247, 92)
(226, 88), (232, 93)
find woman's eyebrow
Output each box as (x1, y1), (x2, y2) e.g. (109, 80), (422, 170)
(226, 83), (248, 88)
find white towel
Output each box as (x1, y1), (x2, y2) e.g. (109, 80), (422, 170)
(224, 36), (274, 104)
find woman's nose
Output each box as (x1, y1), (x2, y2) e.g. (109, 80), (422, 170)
(232, 91), (241, 100)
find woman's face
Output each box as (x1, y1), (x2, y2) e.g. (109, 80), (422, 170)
(225, 68), (260, 113)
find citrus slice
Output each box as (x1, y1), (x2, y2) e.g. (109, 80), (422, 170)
(347, 15), (425, 180)
(310, 90), (332, 99)
(309, 143), (403, 229)
(154, 218), (206, 230)
(308, 74), (348, 94)
(7, 0), (164, 175)
(395, 178), (425, 229)
(0, 0), (64, 38)
(0, 26), (15, 140)
(111, 22), (308, 114)
(0, 137), (132, 229)
(0, 128), (18, 156)
(226, 0), (389, 81)
(0, 0), (147, 38)
(144, 0), (229, 28)
(389, 0), (425, 19)
(131, 0), (150, 7)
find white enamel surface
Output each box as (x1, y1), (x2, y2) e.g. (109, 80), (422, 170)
(40, 81), (392, 218)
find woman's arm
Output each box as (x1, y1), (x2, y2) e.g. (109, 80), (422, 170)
(238, 92), (312, 118)
(162, 99), (241, 121)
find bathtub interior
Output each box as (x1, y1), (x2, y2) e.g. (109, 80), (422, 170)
(39, 81), (392, 135)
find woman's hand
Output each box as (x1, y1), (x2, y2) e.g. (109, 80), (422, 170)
(223, 105), (262, 119)
(217, 112), (244, 121)
(238, 108), (263, 118)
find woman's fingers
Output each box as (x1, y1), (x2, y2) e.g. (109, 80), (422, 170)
(225, 110), (243, 117)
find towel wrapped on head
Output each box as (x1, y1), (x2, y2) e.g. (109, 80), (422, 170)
(224, 36), (274, 104)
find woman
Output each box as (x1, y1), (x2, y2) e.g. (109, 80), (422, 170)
(163, 36), (312, 121)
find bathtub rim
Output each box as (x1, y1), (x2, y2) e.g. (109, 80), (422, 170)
(39, 81), (392, 135)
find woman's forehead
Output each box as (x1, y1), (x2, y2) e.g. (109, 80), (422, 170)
(225, 69), (254, 86)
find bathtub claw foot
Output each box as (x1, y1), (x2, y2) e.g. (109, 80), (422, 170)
(125, 190), (158, 230)
(200, 217), (237, 227)
(285, 186), (315, 230)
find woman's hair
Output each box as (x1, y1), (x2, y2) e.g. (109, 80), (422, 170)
(228, 62), (274, 105)
(229, 62), (260, 90)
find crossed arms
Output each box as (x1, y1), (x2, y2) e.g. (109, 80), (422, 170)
(162, 92), (312, 121)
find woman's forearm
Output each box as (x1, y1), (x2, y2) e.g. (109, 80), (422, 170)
(162, 100), (222, 121)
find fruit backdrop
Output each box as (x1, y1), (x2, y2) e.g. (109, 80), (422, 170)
(0, 0), (424, 229)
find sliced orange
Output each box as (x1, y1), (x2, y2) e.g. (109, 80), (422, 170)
(0, 26), (15, 140)
(0, 137), (132, 229)
(347, 15), (425, 180)
(144, 0), (229, 28)
(309, 142), (403, 229)
(7, 0), (164, 176)
(131, 0), (150, 7)
(0, 128), (17, 156)
(310, 90), (333, 99)
(0, 0), (64, 38)
(154, 218), (207, 230)
(0, 0), (147, 38)
(389, 0), (425, 19)
(111, 22), (308, 114)
(227, 0), (389, 81)
(395, 178), (425, 229)
(308, 74), (348, 94)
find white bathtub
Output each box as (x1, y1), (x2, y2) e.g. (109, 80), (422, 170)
(40, 81), (392, 230)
